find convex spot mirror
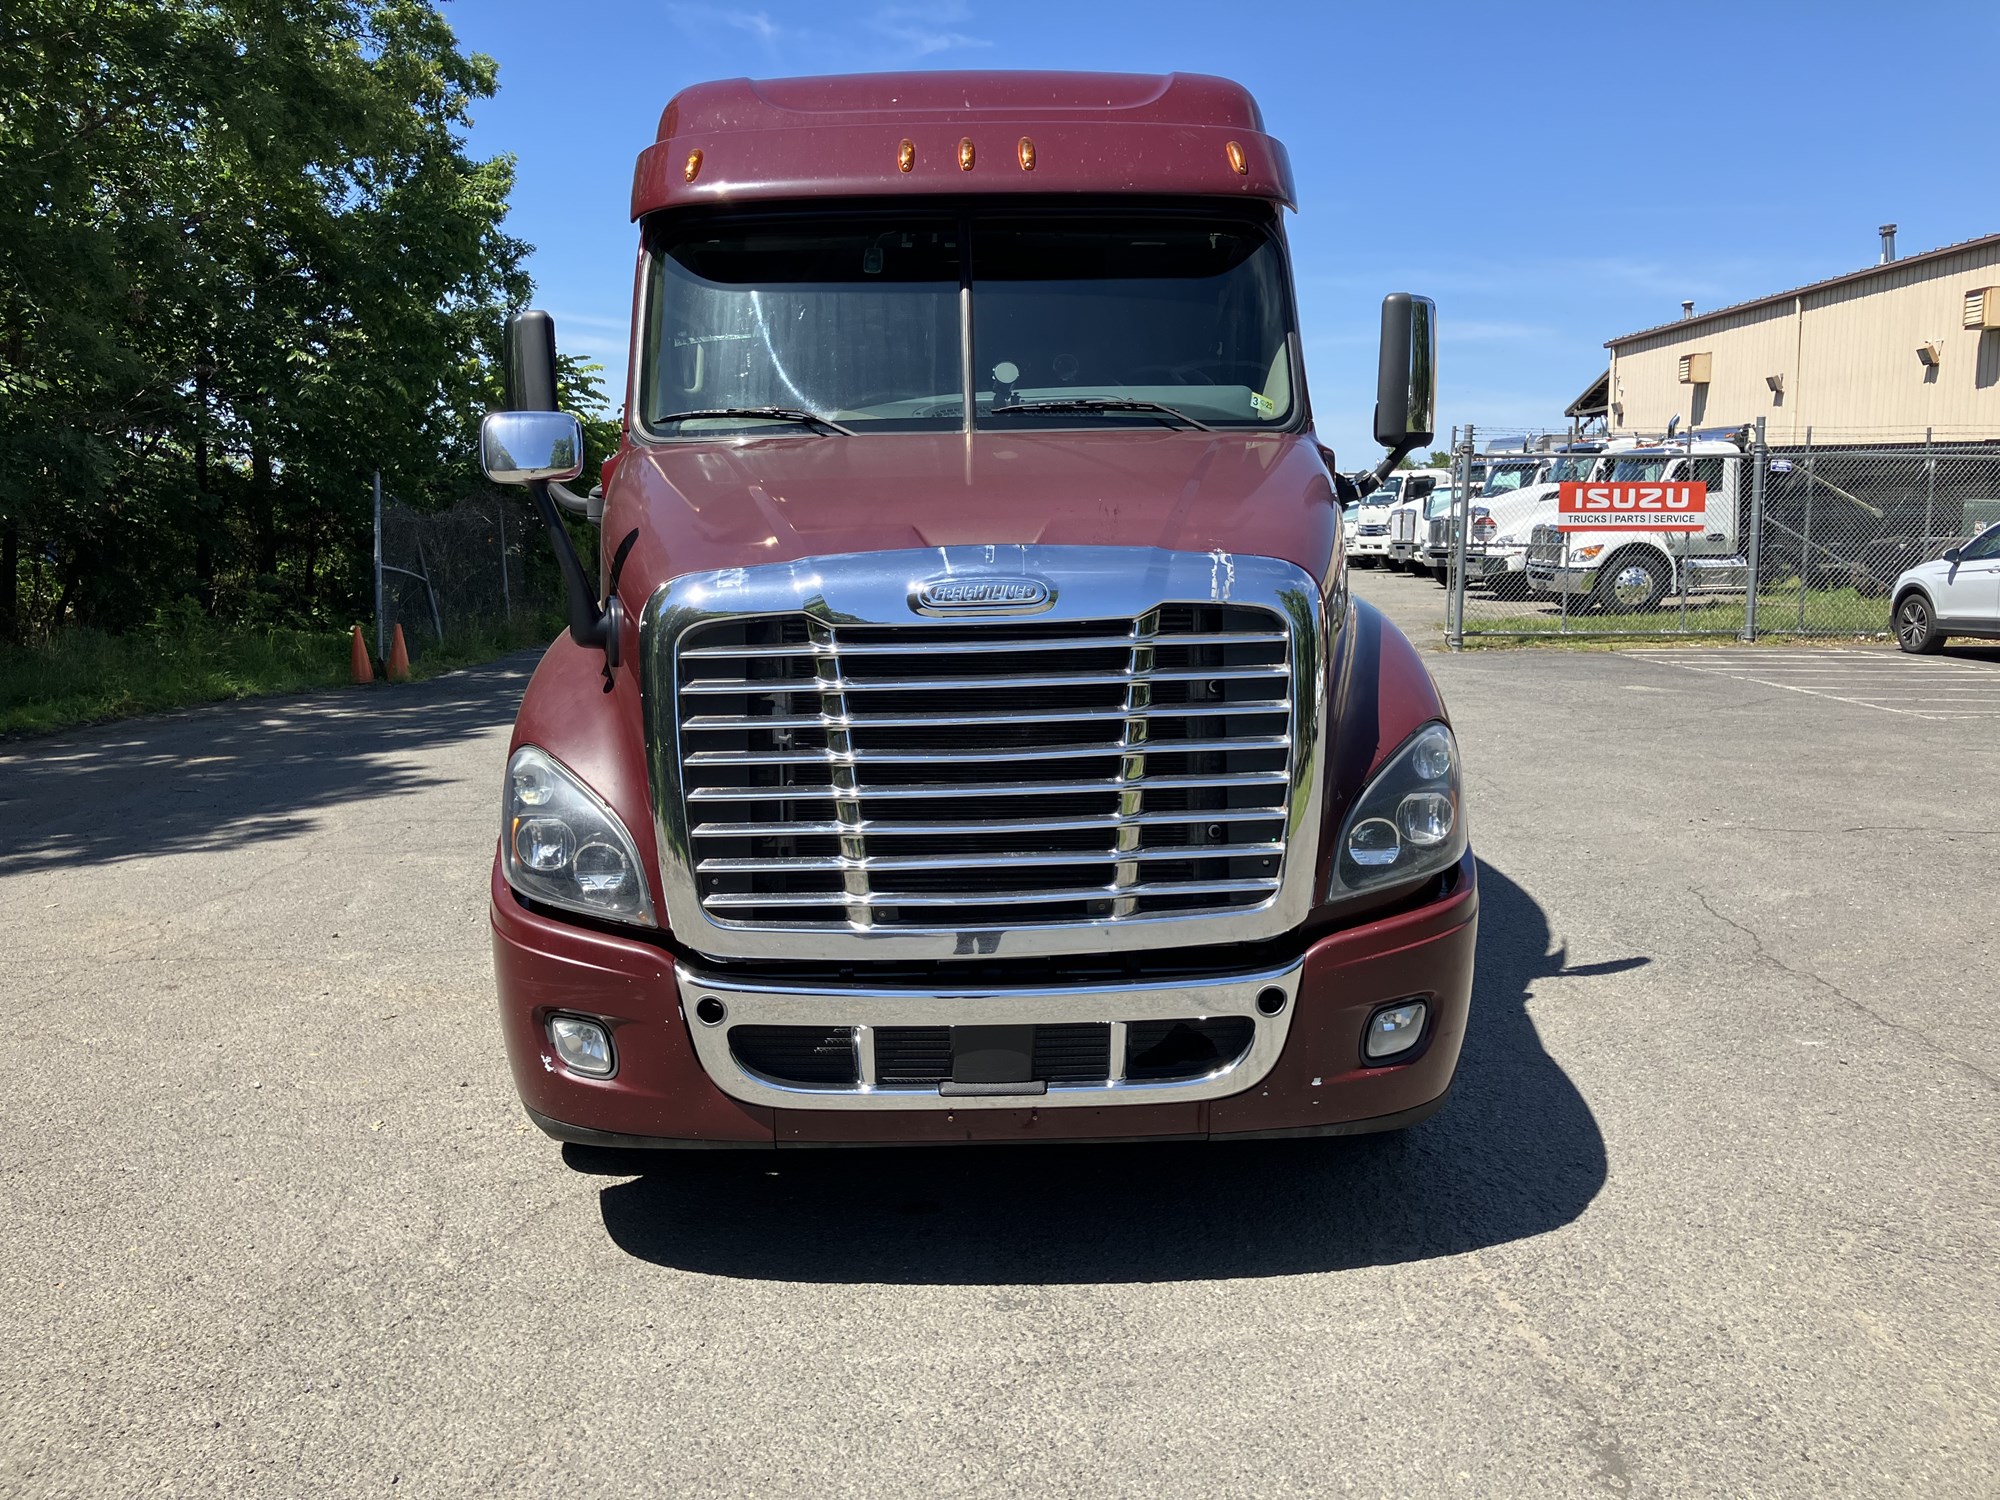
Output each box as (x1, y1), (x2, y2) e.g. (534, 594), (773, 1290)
(1374, 292), (1438, 450)
(481, 410), (585, 486)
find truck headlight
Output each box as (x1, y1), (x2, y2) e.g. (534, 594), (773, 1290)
(1332, 722), (1466, 896)
(502, 746), (655, 924)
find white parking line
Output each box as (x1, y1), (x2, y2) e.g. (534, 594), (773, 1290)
(1624, 649), (2000, 720)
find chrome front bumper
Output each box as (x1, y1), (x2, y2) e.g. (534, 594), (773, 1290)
(1528, 563), (1594, 595)
(677, 960), (1303, 1111)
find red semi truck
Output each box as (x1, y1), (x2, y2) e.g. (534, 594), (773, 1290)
(479, 71), (1475, 1148)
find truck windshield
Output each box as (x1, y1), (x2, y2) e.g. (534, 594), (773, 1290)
(1545, 456), (1597, 483)
(1607, 456), (1672, 482)
(639, 209), (1297, 436)
(1481, 463), (1539, 496)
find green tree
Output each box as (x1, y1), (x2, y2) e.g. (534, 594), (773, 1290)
(0, 0), (528, 640)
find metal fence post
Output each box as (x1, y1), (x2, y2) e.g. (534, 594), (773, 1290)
(1449, 426), (1473, 649)
(1742, 417), (1766, 642)
(372, 471), (384, 663)
(413, 534), (445, 642)
(497, 495), (512, 622)
(1923, 426), (1936, 553)
(1798, 426), (1814, 634)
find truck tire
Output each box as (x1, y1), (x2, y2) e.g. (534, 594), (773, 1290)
(1407, 559), (1431, 578)
(1894, 590), (1946, 654)
(1593, 548), (1669, 613)
(1352, 556), (1378, 570)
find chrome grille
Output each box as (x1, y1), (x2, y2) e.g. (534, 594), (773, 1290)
(673, 603), (1293, 932)
(1528, 524), (1566, 566)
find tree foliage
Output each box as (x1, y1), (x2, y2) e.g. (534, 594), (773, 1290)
(0, 0), (546, 640)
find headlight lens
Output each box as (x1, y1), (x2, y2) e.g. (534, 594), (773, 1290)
(502, 746), (654, 924)
(1333, 722), (1466, 896)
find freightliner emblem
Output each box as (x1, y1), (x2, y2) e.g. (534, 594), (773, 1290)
(913, 576), (1053, 613)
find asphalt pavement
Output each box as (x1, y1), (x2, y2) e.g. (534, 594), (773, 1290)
(2, 575), (1995, 1498)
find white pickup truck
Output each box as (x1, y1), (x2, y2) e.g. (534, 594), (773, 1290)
(1525, 432), (1752, 610)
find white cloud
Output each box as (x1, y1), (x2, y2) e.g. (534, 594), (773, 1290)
(664, 0), (989, 65)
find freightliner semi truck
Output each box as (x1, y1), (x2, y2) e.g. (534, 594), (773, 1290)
(478, 72), (1476, 1149)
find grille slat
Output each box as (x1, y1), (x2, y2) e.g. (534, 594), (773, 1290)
(699, 877), (1282, 909)
(693, 809), (1286, 839)
(680, 630), (1284, 660)
(697, 844), (1285, 874)
(685, 770), (1289, 803)
(678, 665), (1289, 696)
(675, 603), (1294, 933)
(684, 700), (1289, 731)
(685, 735), (1289, 767)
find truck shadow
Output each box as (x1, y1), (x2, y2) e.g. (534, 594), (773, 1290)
(587, 860), (1619, 1282)
(0, 653), (538, 876)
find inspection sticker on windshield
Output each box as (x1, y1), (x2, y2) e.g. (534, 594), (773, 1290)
(1557, 482), (1706, 531)
(1249, 391), (1275, 417)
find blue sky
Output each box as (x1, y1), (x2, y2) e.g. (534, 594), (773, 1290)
(451, 0), (1999, 463)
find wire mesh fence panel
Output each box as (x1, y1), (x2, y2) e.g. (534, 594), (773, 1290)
(378, 491), (558, 661)
(1750, 443), (2000, 637)
(1426, 427), (2000, 642)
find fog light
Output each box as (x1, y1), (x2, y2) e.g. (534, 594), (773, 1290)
(548, 1015), (614, 1077)
(1364, 1000), (1427, 1061)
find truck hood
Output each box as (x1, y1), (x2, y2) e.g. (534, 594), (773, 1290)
(1481, 483), (1562, 541)
(602, 429), (1342, 603)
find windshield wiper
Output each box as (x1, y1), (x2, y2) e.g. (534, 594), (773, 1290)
(989, 398), (1214, 431)
(654, 406), (854, 436)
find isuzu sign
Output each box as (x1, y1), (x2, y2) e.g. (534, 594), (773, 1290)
(1558, 482), (1707, 532)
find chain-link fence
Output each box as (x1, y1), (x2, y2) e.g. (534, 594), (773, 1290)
(1415, 424), (2000, 642)
(373, 482), (564, 663)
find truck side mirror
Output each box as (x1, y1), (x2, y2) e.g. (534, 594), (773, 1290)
(506, 310), (559, 412)
(1373, 293), (1437, 449)
(481, 410), (585, 485)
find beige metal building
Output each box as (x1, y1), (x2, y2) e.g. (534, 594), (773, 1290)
(1601, 229), (2000, 445)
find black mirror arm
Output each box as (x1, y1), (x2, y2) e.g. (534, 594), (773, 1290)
(529, 478), (618, 664)
(1352, 435), (1429, 499)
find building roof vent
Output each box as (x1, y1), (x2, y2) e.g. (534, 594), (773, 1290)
(1681, 299), (1695, 320)
(1879, 223), (1898, 264)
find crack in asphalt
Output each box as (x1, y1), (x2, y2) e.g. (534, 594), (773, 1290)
(1690, 887), (1998, 1092)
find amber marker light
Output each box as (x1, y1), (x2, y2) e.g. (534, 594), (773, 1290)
(958, 137), (976, 171)
(1017, 137), (1035, 171)
(897, 139), (915, 173)
(1226, 141), (1248, 175)
(683, 149), (703, 183)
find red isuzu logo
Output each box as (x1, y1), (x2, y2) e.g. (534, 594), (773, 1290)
(1557, 482), (1707, 532)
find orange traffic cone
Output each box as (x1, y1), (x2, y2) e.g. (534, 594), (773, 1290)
(350, 625), (374, 684)
(386, 623), (411, 682)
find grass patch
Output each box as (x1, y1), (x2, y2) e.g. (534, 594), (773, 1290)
(1457, 581), (1892, 644)
(0, 615), (556, 739)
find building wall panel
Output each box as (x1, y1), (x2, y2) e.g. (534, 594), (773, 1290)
(1607, 240), (2000, 445)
